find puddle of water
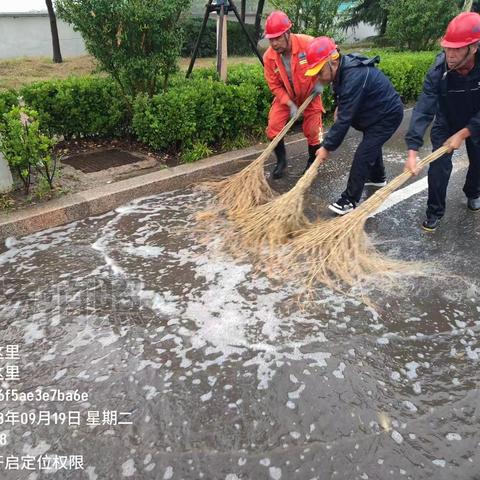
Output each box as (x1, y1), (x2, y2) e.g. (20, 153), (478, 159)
(0, 188), (479, 479)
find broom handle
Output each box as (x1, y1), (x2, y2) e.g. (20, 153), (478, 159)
(295, 142), (451, 203)
(294, 142), (326, 191)
(416, 145), (451, 170)
(257, 93), (317, 163)
(360, 145), (451, 215)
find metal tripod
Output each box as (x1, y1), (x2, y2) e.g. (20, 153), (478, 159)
(186, 0), (263, 79)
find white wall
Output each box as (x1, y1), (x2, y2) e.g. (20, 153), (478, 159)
(0, 12), (378, 60)
(0, 13), (86, 59)
(343, 22), (378, 43)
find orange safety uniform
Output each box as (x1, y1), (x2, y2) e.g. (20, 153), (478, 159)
(263, 34), (324, 146)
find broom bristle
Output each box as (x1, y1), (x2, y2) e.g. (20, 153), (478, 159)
(200, 155), (275, 218)
(230, 156), (322, 252)
(267, 146), (451, 297)
(194, 210), (219, 222)
(269, 202), (413, 298)
(199, 93), (317, 218)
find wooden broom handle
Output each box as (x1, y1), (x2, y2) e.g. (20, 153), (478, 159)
(416, 145), (450, 170)
(386, 145), (451, 192)
(360, 145), (452, 214)
(260, 93), (316, 160)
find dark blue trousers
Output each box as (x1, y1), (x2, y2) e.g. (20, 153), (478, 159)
(428, 131), (480, 219)
(341, 106), (404, 204)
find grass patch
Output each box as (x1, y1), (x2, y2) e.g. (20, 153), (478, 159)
(0, 55), (100, 91)
(0, 55), (261, 91)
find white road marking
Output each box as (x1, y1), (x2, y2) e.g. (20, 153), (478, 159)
(370, 155), (464, 217)
(370, 176), (429, 217)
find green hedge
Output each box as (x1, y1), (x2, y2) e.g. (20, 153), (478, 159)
(374, 51), (437, 103)
(0, 90), (19, 120)
(0, 50), (439, 159)
(132, 71), (268, 152)
(132, 51), (437, 154)
(181, 18), (258, 58)
(19, 77), (128, 139)
(189, 63), (272, 121)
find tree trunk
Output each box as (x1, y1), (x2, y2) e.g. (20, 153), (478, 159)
(380, 14), (388, 36)
(254, 0), (266, 41)
(241, 0), (246, 22)
(45, 0), (63, 63)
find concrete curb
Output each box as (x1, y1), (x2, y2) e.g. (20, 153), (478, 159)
(0, 134), (307, 240)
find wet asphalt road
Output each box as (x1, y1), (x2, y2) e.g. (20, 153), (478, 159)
(0, 109), (479, 480)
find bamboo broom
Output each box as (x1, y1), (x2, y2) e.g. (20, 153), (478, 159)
(200, 93), (317, 218)
(269, 145), (450, 296)
(229, 144), (325, 253)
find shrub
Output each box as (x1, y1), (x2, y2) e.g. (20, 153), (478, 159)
(0, 106), (57, 194)
(224, 64), (272, 126)
(0, 90), (19, 120)
(20, 77), (127, 139)
(56, 0), (190, 99)
(374, 51), (437, 102)
(132, 76), (267, 153)
(133, 50), (439, 158)
(182, 142), (213, 163)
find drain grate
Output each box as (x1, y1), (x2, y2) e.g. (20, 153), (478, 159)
(62, 148), (144, 173)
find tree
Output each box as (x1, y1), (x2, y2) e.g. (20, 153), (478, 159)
(56, 0), (190, 104)
(385, 0), (462, 51)
(270, 0), (344, 38)
(340, 0), (389, 36)
(45, 0), (63, 63)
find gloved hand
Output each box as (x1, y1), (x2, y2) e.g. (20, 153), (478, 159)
(288, 101), (298, 120)
(313, 82), (324, 96)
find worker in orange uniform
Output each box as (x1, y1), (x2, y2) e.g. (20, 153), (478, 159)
(263, 11), (324, 179)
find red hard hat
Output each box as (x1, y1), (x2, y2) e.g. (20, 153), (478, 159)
(305, 37), (338, 76)
(264, 11), (292, 39)
(441, 12), (480, 48)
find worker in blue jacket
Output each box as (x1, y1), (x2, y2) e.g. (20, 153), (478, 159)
(405, 12), (480, 231)
(304, 36), (403, 215)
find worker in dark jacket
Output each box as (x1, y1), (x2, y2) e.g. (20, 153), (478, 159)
(405, 12), (480, 231)
(304, 36), (403, 215)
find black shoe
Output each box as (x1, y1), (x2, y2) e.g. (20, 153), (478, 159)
(272, 140), (287, 179)
(467, 197), (480, 211)
(272, 159), (287, 179)
(328, 197), (355, 215)
(422, 216), (441, 232)
(365, 178), (387, 187)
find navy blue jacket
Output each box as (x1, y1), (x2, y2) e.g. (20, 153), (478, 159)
(405, 51), (480, 150)
(323, 53), (402, 152)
